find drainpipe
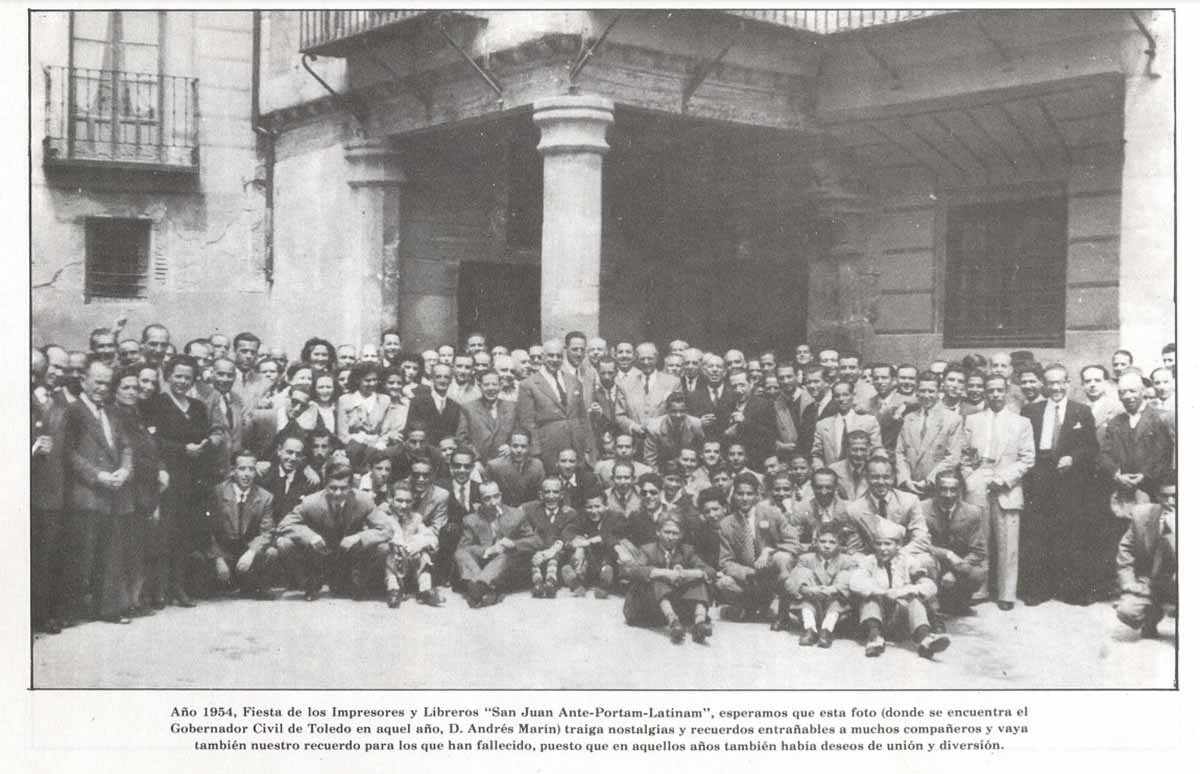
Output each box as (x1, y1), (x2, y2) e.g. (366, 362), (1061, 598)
(252, 10), (276, 284)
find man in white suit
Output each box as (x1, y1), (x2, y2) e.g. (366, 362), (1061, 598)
(622, 342), (683, 443)
(811, 380), (882, 468)
(895, 371), (964, 497)
(961, 374), (1035, 610)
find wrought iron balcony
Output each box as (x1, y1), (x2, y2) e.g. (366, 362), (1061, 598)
(43, 66), (199, 173)
(300, 10), (442, 56)
(726, 9), (956, 35)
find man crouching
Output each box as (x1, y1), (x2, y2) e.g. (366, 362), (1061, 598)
(850, 518), (950, 659)
(381, 482), (443, 609)
(622, 517), (715, 644)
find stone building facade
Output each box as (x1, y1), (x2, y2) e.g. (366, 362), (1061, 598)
(33, 10), (1174, 376)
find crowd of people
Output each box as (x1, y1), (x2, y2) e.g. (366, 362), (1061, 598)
(30, 322), (1176, 660)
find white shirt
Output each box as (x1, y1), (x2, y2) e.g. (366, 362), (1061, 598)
(1040, 399), (1065, 451)
(432, 390), (447, 413)
(79, 392), (115, 448)
(539, 367), (566, 398)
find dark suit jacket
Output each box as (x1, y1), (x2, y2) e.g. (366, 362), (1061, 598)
(31, 393), (67, 511)
(625, 541), (715, 583)
(681, 512), (722, 568)
(438, 478), (484, 526)
(724, 395), (777, 467)
(796, 398), (839, 465)
(920, 499), (987, 570)
(1023, 398), (1098, 518)
(522, 503), (582, 552)
(116, 403), (163, 515)
(686, 380), (734, 437)
(277, 490), (393, 550)
(261, 464), (319, 524)
(207, 481), (274, 561)
(63, 397), (134, 515)
(456, 397), (516, 462)
(406, 391), (461, 443)
(144, 391), (213, 509)
(485, 455), (546, 507)
(556, 469), (599, 512)
(1099, 407), (1174, 494)
(590, 381), (632, 441)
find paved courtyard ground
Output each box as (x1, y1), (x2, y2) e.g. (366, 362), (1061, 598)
(32, 591), (1175, 690)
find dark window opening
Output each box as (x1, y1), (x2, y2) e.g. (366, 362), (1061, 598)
(944, 197), (1067, 348)
(85, 217), (150, 300)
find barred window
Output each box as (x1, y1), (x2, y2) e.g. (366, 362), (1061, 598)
(85, 218), (150, 300)
(944, 197), (1067, 348)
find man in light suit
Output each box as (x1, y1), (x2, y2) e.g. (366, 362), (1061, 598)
(456, 371), (516, 463)
(961, 374), (1035, 610)
(828, 431), (873, 502)
(1114, 476), (1176, 638)
(64, 358), (135, 624)
(274, 460), (394, 601)
(921, 470), (987, 616)
(643, 392), (705, 471)
(563, 331), (598, 417)
(812, 380), (882, 468)
(485, 430), (545, 507)
(1020, 364), (1098, 606)
(592, 434), (652, 487)
(773, 363), (811, 456)
(206, 357), (246, 484)
(622, 342), (683, 443)
(714, 473), (800, 625)
(846, 457), (934, 575)
(516, 340), (595, 469)
(894, 371), (964, 497)
(788, 467), (859, 554)
(457, 480), (540, 607)
(205, 450), (276, 597)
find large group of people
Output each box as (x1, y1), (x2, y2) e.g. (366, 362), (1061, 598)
(31, 322), (1176, 660)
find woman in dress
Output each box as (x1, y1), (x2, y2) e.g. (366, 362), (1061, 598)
(112, 365), (167, 617)
(143, 355), (213, 606)
(336, 361), (391, 471)
(312, 372), (339, 436)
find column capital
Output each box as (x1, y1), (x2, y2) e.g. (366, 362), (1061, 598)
(533, 94), (614, 157)
(344, 139), (406, 186)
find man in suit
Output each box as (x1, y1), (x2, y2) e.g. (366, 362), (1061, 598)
(680, 348), (704, 395)
(921, 470), (988, 617)
(275, 460), (393, 601)
(562, 331), (598, 416)
(622, 516), (716, 643)
(457, 480), (540, 607)
(592, 434), (652, 487)
(1114, 476), (1176, 638)
(828, 431), (873, 502)
(523, 477), (582, 598)
(774, 364), (811, 455)
(895, 371), (964, 497)
(790, 467), (859, 554)
(205, 450), (276, 598)
(846, 457), (934, 575)
(407, 363), (461, 444)
(587, 356), (631, 446)
(261, 433), (319, 525)
(812, 380), (882, 468)
(783, 524), (858, 646)
(447, 354), (481, 406)
(643, 392), (705, 471)
(206, 357), (246, 484)
(230, 331), (264, 406)
(551, 448), (599, 512)
(516, 340), (595, 469)
(797, 366), (838, 458)
(961, 374), (1035, 610)
(1019, 364), (1098, 605)
(407, 456), (455, 585)
(723, 370), (777, 469)
(1101, 371), (1175, 501)
(456, 370), (516, 463)
(63, 358), (135, 624)
(989, 352), (1026, 413)
(622, 342), (683, 443)
(939, 364), (975, 418)
(32, 350), (69, 633)
(838, 352), (877, 413)
(485, 430), (545, 507)
(564, 488), (628, 597)
(687, 353), (733, 438)
(714, 472), (800, 624)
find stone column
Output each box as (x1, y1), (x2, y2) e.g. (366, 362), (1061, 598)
(343, 139), (405, 349)
(533, 95), (614, 340)
(1118, 11), (1174, 362)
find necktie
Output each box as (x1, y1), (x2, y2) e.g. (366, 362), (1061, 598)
(838, 415), (850, 460)
(224, 397), (234, 428)
(237, 493), (246, 530)
(1050, 402), (1061, 452)
(643, 373), (651, 396)
(97, 406), (114, 448)
(555, 374), (568, 406)
(877, 495), (888, 521)
(920, 410), (929, 443)
(884, 560), (894, 588)
(283, 471), (292, 495)
(670, 420), (683, 452)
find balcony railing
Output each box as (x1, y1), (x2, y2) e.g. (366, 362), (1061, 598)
(43, 66), (199, 172)
(726, 9), (955, 35)
(300, 10), (435, 55)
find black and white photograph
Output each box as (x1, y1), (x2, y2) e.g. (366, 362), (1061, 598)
(26, 5), (1176, 693)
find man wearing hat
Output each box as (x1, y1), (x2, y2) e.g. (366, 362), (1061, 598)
(850, 517), (950, 659)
